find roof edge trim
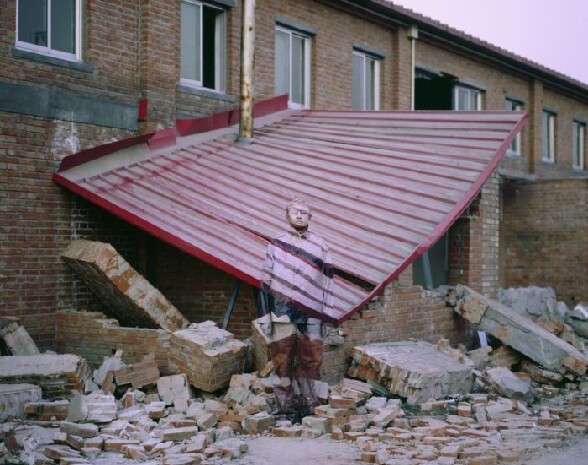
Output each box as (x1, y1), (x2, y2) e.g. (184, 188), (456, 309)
(53, 172), (259, 289)
(334, 110), (529, 325)
(56, 95), (290, 173)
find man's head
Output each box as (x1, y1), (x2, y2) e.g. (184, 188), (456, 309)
(286, 197), (312, 232)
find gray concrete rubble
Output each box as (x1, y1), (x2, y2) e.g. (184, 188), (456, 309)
(0, 354), (90, 399)
(61, 240), (189, 332)
(0, 316), (40, 356)
(348, 340), (475, 404)
(450, 285), (588, 376)
(0, 383), (42, 421)
(498, 286), (588, 351)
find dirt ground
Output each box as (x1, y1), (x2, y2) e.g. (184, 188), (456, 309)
(226, 435), (588, 465)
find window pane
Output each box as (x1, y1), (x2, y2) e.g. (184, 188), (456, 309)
(202, 6), (219, 89)
(19, 0), (48, 46)
(290, 34), (305, 105)
(458, 88), (468, 110)
(352, 53), (363, 110)
(51, 0), (76, 53)
(542, 112), (549, 158)
(365, 58), (375, 110)
(470, 90), (479, 110)
(181, 1), (201, 81)
(275, 30), (289, 97)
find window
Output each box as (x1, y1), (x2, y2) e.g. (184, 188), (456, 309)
(573, 120), (586, 170)
(352, 50), (380, 110)
(275, 26), (311, 108)
(542, 110), (556, 163)
(505, 98), (523, 155)
(454, 85), (482, 111)
(181, 0), (226, 92)
(17, 0), (82, 61)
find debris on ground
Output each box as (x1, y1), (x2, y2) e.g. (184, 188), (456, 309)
(2, 271), (588, 464)
(448, 285), (588, 376)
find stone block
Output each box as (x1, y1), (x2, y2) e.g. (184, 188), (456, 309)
(60, 421), (99, 439)
(0, 318), (40, 355)
(301, 415), (330, 434)
(348, 341), (474, 404)
(0, 383), (42, 421)
(484, 367), (530, 399)
(161, 427), (200, 442)
(242, 412), (275, 434)
(61, 240), (189, 332)
(170, 321), (248, 392)
(158, 374), (191, 412)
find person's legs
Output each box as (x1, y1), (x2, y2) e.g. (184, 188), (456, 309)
(293, 318), (323, 420)
(269, 323), (297, 414)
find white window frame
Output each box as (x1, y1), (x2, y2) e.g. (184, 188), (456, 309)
(453, 84), (482, 111)
(542, 110), (556, 163)
(180, 0), (226, 93)
(505, 98), (523, 155)
(573, 120), (585, 170)
(275, 25), (311, 109)
(16, 0), (83, 62)
(352, 50), (381, 110)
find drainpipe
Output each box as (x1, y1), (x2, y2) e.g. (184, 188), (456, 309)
(238, 0), (255, 142)
(407, 24), (418, 111)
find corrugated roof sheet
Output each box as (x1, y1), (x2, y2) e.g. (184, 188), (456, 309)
(54, 101), (527, 324)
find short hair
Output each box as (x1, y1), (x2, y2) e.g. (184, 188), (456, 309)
(286, 197), (311, 214)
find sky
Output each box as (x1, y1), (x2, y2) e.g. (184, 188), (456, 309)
(390, 0), (588, 85)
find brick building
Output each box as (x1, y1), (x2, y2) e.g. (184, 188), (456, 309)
(1, 0), (587, 381)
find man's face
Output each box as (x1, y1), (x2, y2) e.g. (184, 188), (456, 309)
(286, 203), (311, 231)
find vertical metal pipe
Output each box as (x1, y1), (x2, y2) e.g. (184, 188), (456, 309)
(239, 0), (255, 142)
(407, 25), (418, 111)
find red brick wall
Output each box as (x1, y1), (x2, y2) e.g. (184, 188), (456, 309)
(55, 310), (172, 372)
(500, 178), (588, 307)
(322, 281), (471, 383)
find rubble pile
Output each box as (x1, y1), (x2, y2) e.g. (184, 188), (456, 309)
(498, 286), (588, 353)
(1, 350), (586, 465)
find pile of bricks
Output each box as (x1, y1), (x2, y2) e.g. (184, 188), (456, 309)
(170, 321), (248, 392)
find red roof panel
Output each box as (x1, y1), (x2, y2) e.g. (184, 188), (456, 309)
(54, 107), (526, 324)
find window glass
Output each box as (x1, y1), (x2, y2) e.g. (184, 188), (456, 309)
(274, 29), (290, 97)
(291, 34), (305, 105)
(542, 111), (555, 162)
(18, 0), (80, 59)
(19, 0), (48, 46)
(181, 1), (201, 82)
(352, 53), (362, 110)
(352, 51), (379, 110)
(274, 26), (309, 107)
(52, 0), (76, 53)
(505, 98), (523, 154)
(573, 121), (585, 169)
(455, 85), (482, 111)
(180, 1), (225, 91)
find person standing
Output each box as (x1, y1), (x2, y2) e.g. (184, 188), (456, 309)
(259, 197), (334, 422)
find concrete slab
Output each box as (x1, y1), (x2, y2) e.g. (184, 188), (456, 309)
(450, 285), (588, 376)
(61, 240), (189, 332)
(348, 341), (474, 404)
(0, 354), (90, 399)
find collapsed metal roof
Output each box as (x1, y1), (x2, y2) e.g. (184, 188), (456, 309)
(54, 97), (527, 324)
